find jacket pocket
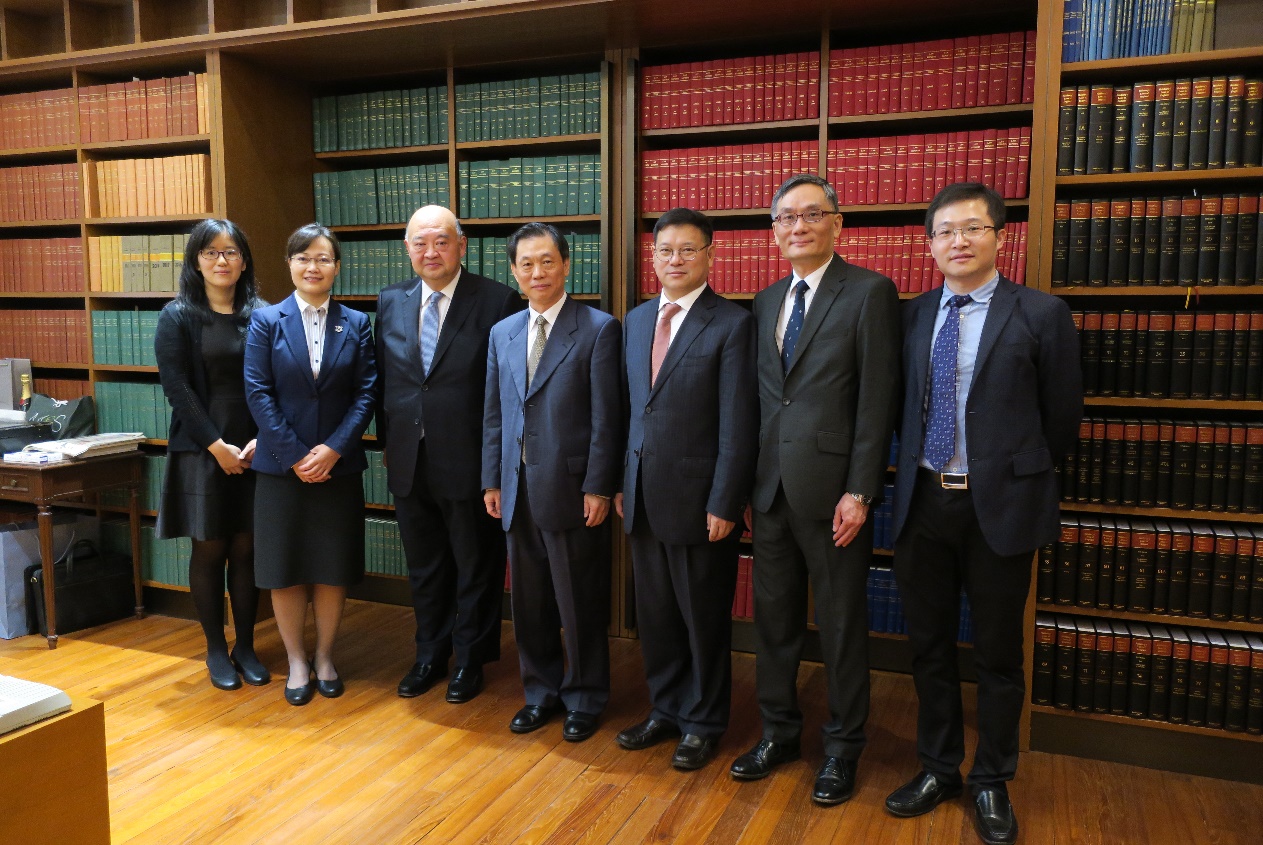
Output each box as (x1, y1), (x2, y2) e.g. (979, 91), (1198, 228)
(567, 455), (588, 475)
(817, 431), (852, 455)
(1012, 447), (1052, 476)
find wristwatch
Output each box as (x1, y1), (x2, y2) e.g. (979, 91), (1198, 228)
(848, 492), (873, 507)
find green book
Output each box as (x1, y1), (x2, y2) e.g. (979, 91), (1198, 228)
(540, 76), (561, 136)
(585, 71), (601, 133)
(458, 162), (470, 218)
(566, 155), (580, 215)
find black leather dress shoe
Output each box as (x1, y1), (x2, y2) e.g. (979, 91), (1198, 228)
(397, 663), (447, 698)
(207, 653), (242, 691)
(510, 703), (561, 734)
(315, 665), (344, 699)
(671, 734), (719, 770)
(729, 739), (801, 780)
(616, 718), (680, 751)
(445, 666), (484, 703)
(230, 649), (271, 686)
(973, 788), (1018, 845)
(563, 711), (600, 742)
(885, 771), (963, 817)
(811, 757), (857, 805)
(285, 681), (314, 706)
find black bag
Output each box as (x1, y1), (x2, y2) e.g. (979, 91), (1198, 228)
(25, 393), (96, 439)
(0, 421), (55, 453)
(24, 539), (133, 637)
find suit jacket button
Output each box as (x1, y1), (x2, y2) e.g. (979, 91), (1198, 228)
(413, 419), (420, 425)
(782, 398), (791, 405)
(645, 406), (653, 413)
(421, 384), (428, 391)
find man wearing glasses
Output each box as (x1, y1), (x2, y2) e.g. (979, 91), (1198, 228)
(731, 174), (899, 805)
(614, 207), (757, 770)
(885, 183), (1080, 845)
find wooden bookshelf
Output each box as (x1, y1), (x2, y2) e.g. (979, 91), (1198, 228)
(1034, 602), (1263, 634)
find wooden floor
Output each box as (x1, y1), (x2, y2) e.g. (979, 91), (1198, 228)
(2, 601), (1261, 845)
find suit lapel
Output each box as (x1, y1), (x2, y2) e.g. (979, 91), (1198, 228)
(319, 300), (351, 380)
(526, 297), (577, 399)
(506, 311), (529, 401)
(629, 299), (656, 399)
(761, 276), (790, 371)
(786, 255), (845, 375)
(907, 292), (938, 418)
(972, 276), (1017, 383)
(429, 271), (475, 375)
(402, 278), (425, 373)
(279, 296), (317, 390)
(650, 288), (715, 397)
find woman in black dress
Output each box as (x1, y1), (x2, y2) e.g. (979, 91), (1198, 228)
(155, 218), (270, 690)
(244, 224), (376, 706)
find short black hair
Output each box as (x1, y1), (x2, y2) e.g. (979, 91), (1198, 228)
(176, 218), (261, 320)
(771, 173), (840, 216)
(286, 223), (340, 261)
(925, 182), (1006, 235)
(652, 207), (713, 245)
(507, 221), (569, 263)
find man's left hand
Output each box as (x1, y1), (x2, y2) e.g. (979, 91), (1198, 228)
(832, 494), (868, 547)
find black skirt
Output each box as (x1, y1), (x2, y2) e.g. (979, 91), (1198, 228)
(253, 471), (365, 589)
(156, 449), (255, 542)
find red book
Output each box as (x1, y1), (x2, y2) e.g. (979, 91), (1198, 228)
(807, 53), (820, 119)
(1019, 126), (1032, 197)
(950, 38), (968, 109)
(860, 45), (877, 115)
(965, 34), (983, 107)
(876, 43), (893, 115)
(987, 32), (1008, 106)
(1023, 30), (1037, 103)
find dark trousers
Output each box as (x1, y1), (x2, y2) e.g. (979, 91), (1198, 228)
(629, 493), (738, 737)
(892, 471), (1032, 793)
(506, 471), (610, 715)
(752, 486), (873, 760)
(393, 438), (506, 668)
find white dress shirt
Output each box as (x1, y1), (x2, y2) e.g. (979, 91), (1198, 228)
(418, 269), (461, 340)
(295, 291), (330, 377)
(658, 282), (707, 346)
(775, 256), (833, 352)
(526, 294), (568, 376)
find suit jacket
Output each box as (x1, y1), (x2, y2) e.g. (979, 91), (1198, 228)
(375, 270), (522, 499)
(893, 275), (1083, 557)
(244, 296), (377, 477)
(751, 254), (901, 519)
(621, 286), (758, 545)
(482, 297), (623, 532)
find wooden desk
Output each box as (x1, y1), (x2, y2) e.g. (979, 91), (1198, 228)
(0, 696), (111, 845)
(0, 452), (145, 648)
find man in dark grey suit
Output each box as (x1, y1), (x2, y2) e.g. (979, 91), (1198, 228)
(375, 205), (522, 705)
(614, 207), (758, 771)
(884, 183), (1081, 845)
(482, 222), (622, 742)
(730, 174), (900, 805)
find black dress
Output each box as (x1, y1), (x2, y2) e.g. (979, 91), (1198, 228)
(156, 312), (256, 541)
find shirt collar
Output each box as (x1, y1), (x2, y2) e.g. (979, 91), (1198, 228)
(420, 268), (461, 301)
(940, 272), (1000, 309)
(529, 293), (567, 327)
(793, 255), (833, 293)
(660, 283), (707, 314)
(294, 291), (330, 313)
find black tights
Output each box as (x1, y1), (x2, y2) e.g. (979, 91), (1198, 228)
(189, 532), (259, 659)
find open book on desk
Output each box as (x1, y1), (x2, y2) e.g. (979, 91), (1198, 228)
(6, 432), (146, 463)
(0, 675), (71, 736)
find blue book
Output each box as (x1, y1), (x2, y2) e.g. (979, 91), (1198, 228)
(1064, 0), (1086, 62)
(1158, 0), (1175, 54)
(1102, 0), (1118, 59)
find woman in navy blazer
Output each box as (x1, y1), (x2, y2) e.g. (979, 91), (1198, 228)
(245, 224), (377, 706)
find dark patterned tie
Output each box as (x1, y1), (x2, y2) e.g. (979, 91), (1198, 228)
(781, 279), (808, 372)
(527, 314), (548, 389)
(923, 294), (973, 471)
(651, 302), (682, 385)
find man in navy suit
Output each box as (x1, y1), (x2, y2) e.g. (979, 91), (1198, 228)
(376, 205), (522, 704)
(884, 183), (1081, 845)
(614, 208), (757, 770)
(482, 222), (622, 741)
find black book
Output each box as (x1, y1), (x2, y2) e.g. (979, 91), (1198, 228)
(1211, 422), (1232, 511)
(1109, 620), (1131, 715)
(1230, 313), (1251, 400)
(1103, 419), (1125, 504)
(1187, 628), (1211, 726)
(1052, 201), (1070, 284)
(1086, 84), (1115, 175)
(1188, 77), (1212, 169)
(1032, 613), (1057, 705)
(1211, 524), (1237, 621)
(1232, 526), (1253, 622)
(1129, 519), (1156, 613)
(1169, 626), (1191, 724)
(1112, 523), (1132, 612)
(1097, 517), (1117, 610)
(1152, 519), (1172, 613)
(1170, 312), (1195, 398)
(1246, 312), (1263, 400)
(1054, 517), (1079, 605)
(1168, 521), (1192, 615)
(1225, 632), (1251, 731)
(1152, 79), (1176, 171)
(1075, 618), (1097, 712)
(1099, 312), (1120, 395)
(1236, 194), (1259, 287)
(1188, 522), (1215, 617)
(1127, 623), (1152, 719)
(1227, 424), (1247, 512)
(1142, 198), (1162, 285)
(1074, 419), (1093, 501)
(1192, 421), (1215, 510)
(1158, 197), (1181, 285)
(1206, 630), (1230, 729)
(1130, 81), (1156, 172)
(1189, 312), (1215, 399)
(1120, 419), (1142, 504)
(1149, 623), (1173, 721)
(1117, 310), (1138, 397)
(1067, 199), (1092, 286)
(1073, 86), (1091, 175)
(1127, 198), (1146, 292)
(1244, 80), (1263, 166)
(1080, 311), (1101, 393)
(1171, 78), (1193, 170)
(1056, 87), (1078, 176)
(1176, 196), (1201, 287)
(1093, 619), (1115, 713)
(1106, 200), (1132, 288)
(1145, 311), (1173, 396)
(1133, 311), (1150, 396)
(1251, 527), (1263, 624)
(1088, 199), (1111, 287)
(1089, 419), (1107, 503)
(1076, 516), (1100, 607)
(1110, 86), (1132, 173)
(1218, 195), (1239, 287)
(1037, 543), (1055, 603)
(1245, 634), (1263, 733)
(1206, 76), (1228, 169)
(1062, 419), (1080, 501)
(1139, 421), (1161, 506)
(1210, 313), (1234, 399)
(1224, 76), (1246, 168)
(1170, 422), (1198, 508)
(1053, 615), (1077, 709)
(1156, 420), (1175, 508)
(1244, 423), (1263, 513)
(1196, 194), (1222, 288)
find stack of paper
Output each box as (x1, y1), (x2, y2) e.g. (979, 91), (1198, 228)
(0, 675), (71, 736)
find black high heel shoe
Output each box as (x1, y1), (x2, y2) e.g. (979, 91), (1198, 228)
(230, 648), (272, 686)
(313, 659), (344, 699)
(284, 665), (314, 706)
(207, 652), (242, 691)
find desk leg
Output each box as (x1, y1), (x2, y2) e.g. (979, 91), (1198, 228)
(38, 504), (57, 649)
(130, 483), (144, 619)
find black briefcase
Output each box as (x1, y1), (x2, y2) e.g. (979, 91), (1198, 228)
(24, 539), (133, 637)
(0, 421), (54, 454)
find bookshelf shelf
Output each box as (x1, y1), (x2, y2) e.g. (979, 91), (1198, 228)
(1054, 286), (1263, 297)
(641, 118), (819, 140)
(88, 291), (176, 299)
(365, 502), (393, 512)
(1034, 602), (1263, 633)
(1029, 705), (1263, 743)
(0, 144), (77, 163)
(142, 580), (188, 592)
(456, 133), (601, 152)
(1056, 167), (1263, 188)
(0, 291), (86, 299)
(642, 200), (1029, 221)
(1060, 501), (1263, 523)
(141, 439), (167, 446)
(93, 364), (158, 374)
(465, 215), (601, 225)
(0, 219), (79, 229)
(87, 214), (212, 226)
(314, 143), (448, 163)
(1082, 397), (1263, 410)
(1059, 45), (1263, 80)
(827, 103), (1035, 130)
(80, 134), (212, 156)
(30, 362), (89, 370)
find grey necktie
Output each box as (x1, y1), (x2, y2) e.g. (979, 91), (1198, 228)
(527, 314), (548, 389)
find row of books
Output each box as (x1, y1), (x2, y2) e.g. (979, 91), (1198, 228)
(1034, 614), (1262, 735)
(0, 238), (83, 293)
(0, 88), (75, 150)
(872, 484), (896, 551)
(77, 74), (208, 144)
(826, 129), (1032, 205)
(827, 31), (1036, 118)
(94, 382), (170, 441)
(91, 310), (160, 367)
(1063, 418), (1263, 514)
(34, 378), (88, 402)
(457, 156), (602, 219)
(1061, 0), (1216, 62)
(454, 73), (602, 142)
(100, 453), (166, 513)
(364, 517), (408, 578)
(1075, 309), (1263, 400)
(1056, 78), (1263, 176)
(0, 310), (87, 364)
(1044, 515), (1261, 622)
(640, 53), (820, 130)
(0, 163), (81, 222)
(88, 234), (190, 293)
(866, 566), (975, 642)
(311, 85), (448, 153)
(331, 239), (414, 297)
(84, 154), (212, 219)
(1051, 194), (1261, 288)
(312, 164), (451, 227)
(139, 525), (193, 588)
(640, 142), (814, 212)
(466, 234), (602, 295)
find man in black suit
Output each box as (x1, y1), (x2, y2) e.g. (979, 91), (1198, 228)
(730, 174), (900, 805)
(614, 208), (758, 770)
(884, 183), (1081, 845)
(375, 204), (522, 704)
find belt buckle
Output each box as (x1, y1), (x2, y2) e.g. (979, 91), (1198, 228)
(939, 472), (969, 490)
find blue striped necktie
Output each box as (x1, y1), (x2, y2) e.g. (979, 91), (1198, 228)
(923, 294), (972, 471)
(781, 279), (808, 372)
(420, 290), (442, 375)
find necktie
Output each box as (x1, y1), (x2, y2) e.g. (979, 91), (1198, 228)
(527, 314), (548, 389)
(781, 279), (808, 372)
(651, 302), (682, 385)
(420, 290), (442, 375)
(923, 294), (973, 471)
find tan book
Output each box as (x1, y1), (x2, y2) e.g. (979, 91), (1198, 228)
(80, 162), (99, 219)
(87, 236), (102, 292)
(152, 154), (166, 217)
(134, 158), (151, 218)
(196, 73), (208, 134)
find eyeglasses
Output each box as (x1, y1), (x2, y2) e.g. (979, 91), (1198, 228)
(289, 255), (337, 268)
(929, 224), (998, 243)
(771, 209), (840, 228)
(653, 246), (709, 261)
(199, 248), (243, 262)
